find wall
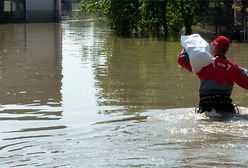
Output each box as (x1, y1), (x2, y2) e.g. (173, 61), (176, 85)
(26, 0), (61, 22)
(0, 1), (3, 14)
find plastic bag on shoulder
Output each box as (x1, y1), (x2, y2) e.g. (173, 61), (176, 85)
(181, 34), (213, 74)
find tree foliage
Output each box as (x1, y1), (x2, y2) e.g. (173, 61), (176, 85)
(139, 0), (168, 36)
(80, 0), (209, 36)
(107, 0), (140, 35)
(81, 0), (140, 35)
(170, 0), (209, 35)
(166, 2), (183, 33)
(139, 0), (162, 30)
(80, 0), (107, 13)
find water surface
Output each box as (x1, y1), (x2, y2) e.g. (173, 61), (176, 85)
(0, 21), (248, 167)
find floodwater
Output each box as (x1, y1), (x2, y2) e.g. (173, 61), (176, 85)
(1, 20), (248, 168)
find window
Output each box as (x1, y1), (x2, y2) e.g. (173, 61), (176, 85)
(3, 0), (25, 19)
(4, 0), (11, 12)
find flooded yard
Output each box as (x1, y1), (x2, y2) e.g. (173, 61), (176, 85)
(1, 20), (248, 167)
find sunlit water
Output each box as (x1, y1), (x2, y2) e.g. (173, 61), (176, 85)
(1, 21), (248, 167)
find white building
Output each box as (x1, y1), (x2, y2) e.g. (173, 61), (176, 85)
(0, 0), (61, 22)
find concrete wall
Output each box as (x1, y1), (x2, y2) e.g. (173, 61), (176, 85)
(26, 0), (61, 22)
(0, 1), (3, 14)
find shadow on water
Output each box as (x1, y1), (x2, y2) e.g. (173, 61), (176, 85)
(0, 104), (63, 121)
(94, 115), (148, 125)
(122, 30), (180, 42)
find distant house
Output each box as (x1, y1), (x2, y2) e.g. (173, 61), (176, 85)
(0, 0), (61, 23)
(207, 0), (248, 42)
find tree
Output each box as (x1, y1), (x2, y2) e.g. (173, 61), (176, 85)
(138, 0), (209, 35)
(139, 0), (168, 36)
(161, 0), (168, 36)
(222, 0), (234, 34)
(80, 0), (209, 36)
(108, 0), (140, 35)
(81, 0), (140, 35)
(166, 2), (184, 33)
(80, 0), (109, 14)
(171, 0), (209, 35)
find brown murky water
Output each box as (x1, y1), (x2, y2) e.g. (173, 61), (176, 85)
(1, 20), (248, 167)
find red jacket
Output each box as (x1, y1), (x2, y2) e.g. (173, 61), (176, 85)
(178, 50), (248, 96)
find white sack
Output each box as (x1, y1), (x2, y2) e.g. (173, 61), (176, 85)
(180, 34), (213, 74)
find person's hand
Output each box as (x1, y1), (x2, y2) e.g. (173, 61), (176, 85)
(180, 48), (186, 54)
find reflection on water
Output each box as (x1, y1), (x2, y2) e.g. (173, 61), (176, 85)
(95, 36), (184, 113)
(0, 23), (62, 105)
(0, 23), (65, 167)
(1, 20), (248, 167)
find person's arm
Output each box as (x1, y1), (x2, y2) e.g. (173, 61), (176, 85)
(177, 49), (192, 72)
(235, 65), (248, 89)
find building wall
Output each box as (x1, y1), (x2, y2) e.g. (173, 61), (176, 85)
(0, 1), (3, 14)
(26, 0), (61, 22)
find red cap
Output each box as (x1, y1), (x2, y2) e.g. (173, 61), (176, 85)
(211, 36), (230, 50)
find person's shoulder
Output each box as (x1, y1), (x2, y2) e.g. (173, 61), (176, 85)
(226, 58), (236, 64)
(226, 58), (239, 68)
(214, 57), (238, 68)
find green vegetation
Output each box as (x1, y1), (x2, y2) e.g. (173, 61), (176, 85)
(80, 0), (245, 37)
(81, 0), (140, 35)
(171, 0), (209, 35)
(139, 0), (168, 36)
(107, 0), (140, 35)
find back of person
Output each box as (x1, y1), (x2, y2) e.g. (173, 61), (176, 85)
(197, 56), (237, 97)
(178, 35), (248, 117)
(197, 56), (237, 114)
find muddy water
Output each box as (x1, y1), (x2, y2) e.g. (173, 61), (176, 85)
(1, 21), (248, 167)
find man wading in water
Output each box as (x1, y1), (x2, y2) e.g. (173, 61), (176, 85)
(178, 36), (248, 117)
